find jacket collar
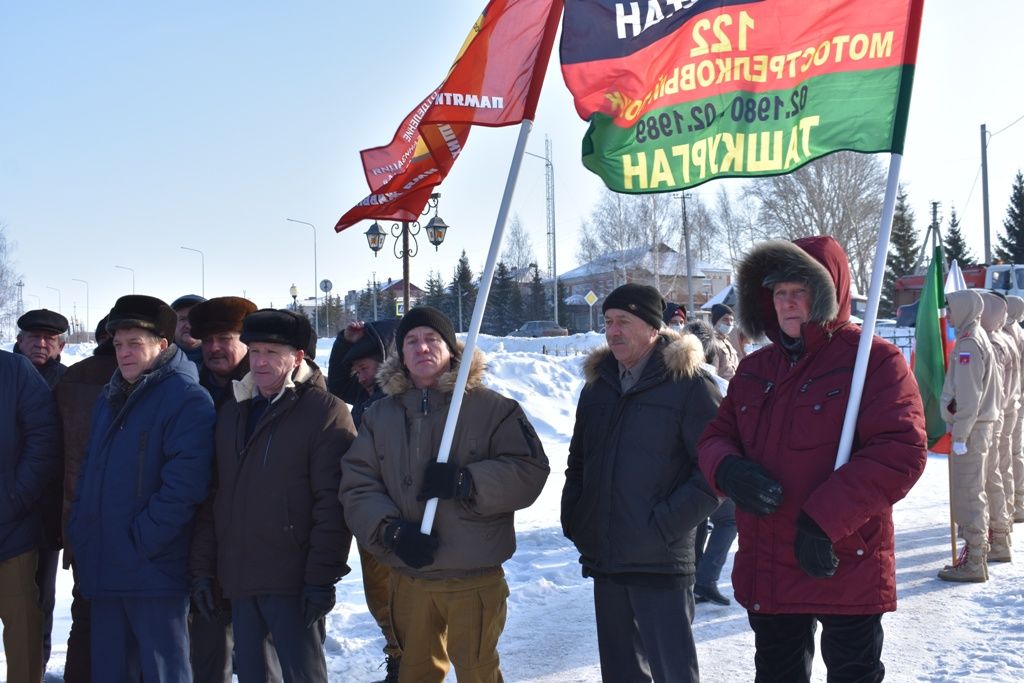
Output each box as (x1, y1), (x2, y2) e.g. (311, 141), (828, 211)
(376, 341), (486, 397)
(231, 357), (317, 404)
(583, 329), (705, 389)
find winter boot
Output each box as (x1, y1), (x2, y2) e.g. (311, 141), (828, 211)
(694, 583), (731, 606)
(377, 655), (400, 683)
(1014, 509), (1024, 524)
(938, 544), (988, 582)
(989, 529), (1013, 563)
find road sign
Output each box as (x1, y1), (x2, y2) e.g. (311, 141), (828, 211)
(584, 290), (598, 306)
(319, 279), (333, 293)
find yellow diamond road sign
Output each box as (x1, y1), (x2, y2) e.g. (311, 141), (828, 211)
(584, 290), (598, 306)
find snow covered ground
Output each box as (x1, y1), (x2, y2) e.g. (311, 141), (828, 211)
(5, 334), (1024, 681)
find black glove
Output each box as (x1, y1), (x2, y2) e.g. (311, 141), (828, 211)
(302, 584), (337, 628)
(384, 519), (440, 569)
(794, 511), (839, 578)
(417, 461), (474, 501)
(714, 455), (784, 516)
(191, 577), (217, 621)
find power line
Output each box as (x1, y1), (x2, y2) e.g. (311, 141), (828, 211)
(990, 112), (1024, 138)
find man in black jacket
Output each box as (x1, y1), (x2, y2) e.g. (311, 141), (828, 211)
(561, 284), (721, 683)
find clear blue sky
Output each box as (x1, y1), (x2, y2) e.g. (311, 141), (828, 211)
(2, 1), (1022, 334)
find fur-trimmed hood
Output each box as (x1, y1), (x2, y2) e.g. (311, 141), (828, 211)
(231, 357), (318, 403)
(583, 328), (705, 384)
(736, 236), (849, 343)
(376, 341), (486, 396)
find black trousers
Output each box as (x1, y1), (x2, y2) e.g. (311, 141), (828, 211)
(232, 595), (327, 683)
(63, 562), (91, 683)
(190, 602), (234, 683)
(747, 613), (884, 683)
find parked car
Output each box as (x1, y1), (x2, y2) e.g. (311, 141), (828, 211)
(509, 320), (569, 337)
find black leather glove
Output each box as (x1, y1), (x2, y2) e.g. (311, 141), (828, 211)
(302, 584), (337, 628)
(191, 577), (217, 621)
(714, 455), (784, 516)
(384, 519), (440, 569)
(417, 461), (474, 501)
(794, 511), (839, 578)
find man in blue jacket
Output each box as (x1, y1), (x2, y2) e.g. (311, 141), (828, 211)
(0, 348), (60, 683)
(68, 295), (216, 682)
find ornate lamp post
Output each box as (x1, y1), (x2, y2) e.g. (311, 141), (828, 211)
(289, 283), (298, 311)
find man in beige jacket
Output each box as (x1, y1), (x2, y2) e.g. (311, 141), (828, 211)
(980, 291), (1015, 563)
(940, 289), (999, 581)
(1005, 295), (1024, 525)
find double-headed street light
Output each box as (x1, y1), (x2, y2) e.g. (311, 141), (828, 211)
(180, 246), (205, 297)
(286, 219), (318, 335)
(364, 193), (450, 314)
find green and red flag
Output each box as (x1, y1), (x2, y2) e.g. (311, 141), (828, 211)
(913, 245), (949, 450)
(560, 0), (924, 192)
(336, 0), (563, 231)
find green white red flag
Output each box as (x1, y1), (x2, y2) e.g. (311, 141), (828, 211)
(560, 0), (924, 192)
(335, 0), (562, 231)
(913, 246), (949, 450)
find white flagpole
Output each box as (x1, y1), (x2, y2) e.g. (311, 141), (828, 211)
(834, 153), (903, 469)
(420, 119), (535, 534)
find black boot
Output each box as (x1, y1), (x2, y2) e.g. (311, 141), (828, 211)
(377, 655), (400, 683)
(694, 583), (731, 606)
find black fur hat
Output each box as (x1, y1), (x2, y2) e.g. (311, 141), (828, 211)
(106, 295), (176, 341)
(170, 294), (206, 311)
(240, 309), (316, 358)
(604, 284), (665, 330)
(18, 309), (69, 335)
(396, 306), (458, 362)
(189, 296), (257, 340)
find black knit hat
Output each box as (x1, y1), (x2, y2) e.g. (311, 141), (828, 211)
(662, 301), (687, 324)
(94, 315), (111, 344)
(604, 284), (665, 330)
(18, 309), (70, 335)
(106, 295), (177, 341)
(684, 320), (717, 364)
(170, 294), (206, 311)
(711, 303), (734, 326)
(189, 296), (257, 340)
(343, 320), (397, 365)
(396, 306), (458, 362)
(240, 309), (316, 358)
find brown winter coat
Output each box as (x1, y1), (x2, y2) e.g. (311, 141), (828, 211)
(190, 360), (356, 597)
(941, 290), (998, 442)
(54, 345), (119, 567)
(339, 344), (550, 579)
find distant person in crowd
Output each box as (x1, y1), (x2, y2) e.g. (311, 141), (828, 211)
(191, 309), (355, 682)
(700, 237), (927, 682)
(54, 315), (119, 682)
(563, 284), (721, 683)
(663, 301), (687, 330)
(341, 306), (549, 683)
(0, 347), (60, 683)
(1003, 295), (1024, 524)
(979, 291), (1015, 564)
(68, 295), (215, 681)
(185, 295), (256, 683)
(171, 294), (206, 365)
(684, 319), (737, 608)
(15, 308), (69, 674)
(709, 303), (739, 380)
(327, 319), (402, 681)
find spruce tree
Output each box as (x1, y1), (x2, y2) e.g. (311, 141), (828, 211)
(527, 264), (546, 320)
(943, 206), (975, 266)
(446, 251), (477, 332)
(422, 270), (447, 310)
(995, 171), (1024, 263)
(380, 287), (398, 319)
(881, 186), (918, 317)
(556, 279), (572, 330)
(483, 262), (519, 335)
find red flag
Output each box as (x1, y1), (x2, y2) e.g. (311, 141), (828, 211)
(336, 0), (562, 232)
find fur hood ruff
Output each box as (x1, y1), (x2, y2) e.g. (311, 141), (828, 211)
(583, 329), (705, 385)
(232, 356), (316, 403)
(376, 342), (486, 396)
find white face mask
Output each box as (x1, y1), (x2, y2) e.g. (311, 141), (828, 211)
(716, 322), (734, 335)
(669, 323), (684, 332)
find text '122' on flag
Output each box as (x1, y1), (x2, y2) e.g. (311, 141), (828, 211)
(335, 0), (562, 232)
(560, 0), (925, 193)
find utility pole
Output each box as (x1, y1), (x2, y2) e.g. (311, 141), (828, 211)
(981, 124), (992, 263)
(673, 193), (695, 316)
(526, 137), (558, 324)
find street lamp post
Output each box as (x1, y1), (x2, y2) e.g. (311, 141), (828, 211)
(180, 246), (205, 297)
(115, 265), (136, 294)
(289, 284), (298, 311)
(46, 286), (62, 313)
(286, 219), (318, 336)
(364, 193), (449, 315)
(72, 278), (89, 339)
(672, 192), (695, 316)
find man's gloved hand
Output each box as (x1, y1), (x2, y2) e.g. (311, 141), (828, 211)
(384, 519), (440, 569)
(952, 441), (968, 456)
(417, 461), (474, 501)
(714, 455), (784, 516)
(302, 584), (337, 628)
(794, 511), (839, 578)
(191, 577), (217, 621)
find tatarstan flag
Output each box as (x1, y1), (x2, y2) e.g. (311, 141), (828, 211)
(914, 245), (948, 449)
(336, 0), (563, 231)
(560, 0), (924, 192)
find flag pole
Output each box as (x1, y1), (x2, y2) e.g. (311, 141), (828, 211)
(420, 119), (535, 534)
(834, 153), (903, 469)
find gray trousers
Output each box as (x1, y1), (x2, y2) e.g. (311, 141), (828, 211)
(593, 577), (699, 683)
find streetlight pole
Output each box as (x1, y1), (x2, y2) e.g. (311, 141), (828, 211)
(526, 136), (558, 325)
(672, 193), (695, 316)
(286, 219), (318, 335)
(46, 286), (62, 313)
(180, 246), (205, 297)
(115, 265), (136, 294)
(72, 278), (89, 338)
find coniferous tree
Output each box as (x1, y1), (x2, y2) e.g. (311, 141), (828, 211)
(380, 287), (398, 319)
(526, 263), (546, 320)
(556, 279), (572, 330)
(995, 171), (1024, 263)
(483, 262), (519, 335)
(422, 270), (447, 310)
(446, 251), (477, 332)
(356, 280), (380, 321)
(943, 206), (975, 266)
(881, 186), (918, 316)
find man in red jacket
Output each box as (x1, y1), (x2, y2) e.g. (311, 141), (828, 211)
(699, 237), (927, 683)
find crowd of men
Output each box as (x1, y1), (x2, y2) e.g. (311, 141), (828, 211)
(22, 235), (1022, 682)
